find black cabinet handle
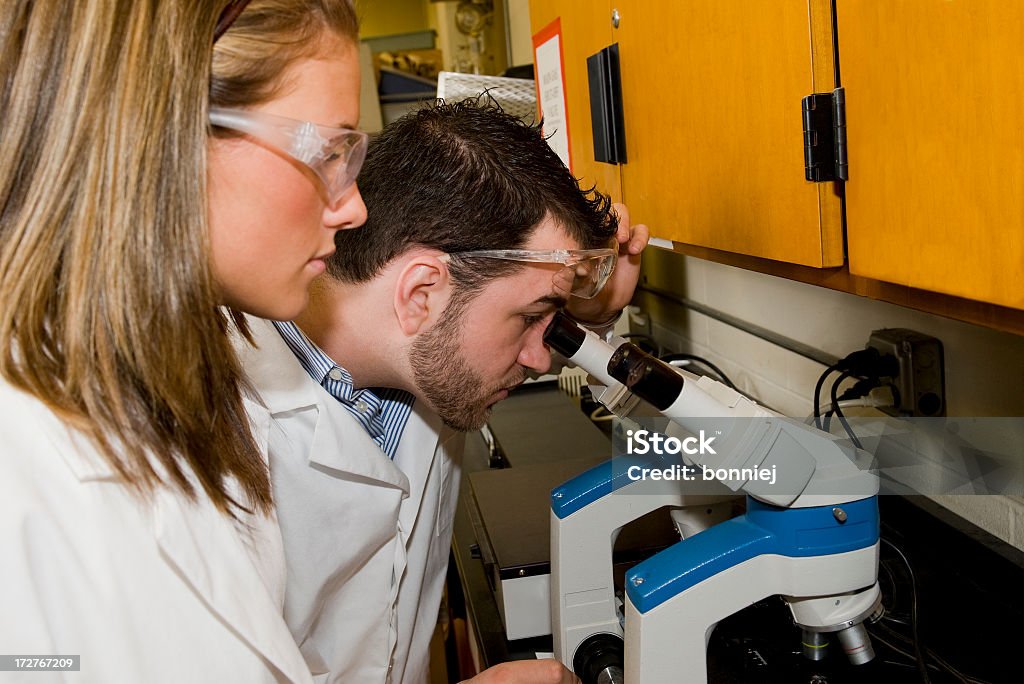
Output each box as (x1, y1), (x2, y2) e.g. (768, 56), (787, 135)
(587, 43), (627, 165)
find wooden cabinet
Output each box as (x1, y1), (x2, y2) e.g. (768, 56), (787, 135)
(838, 0), (1024, 311)
(528, 0), (621, 203)
(531, 0), (842, 268)
(529, 0), (1024, 315)
(615, 0), (843, 268)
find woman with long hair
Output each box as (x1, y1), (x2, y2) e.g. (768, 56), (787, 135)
(0, 1), (365, 680)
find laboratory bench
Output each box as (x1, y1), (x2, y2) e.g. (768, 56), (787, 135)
(445, 382), (1024, 683)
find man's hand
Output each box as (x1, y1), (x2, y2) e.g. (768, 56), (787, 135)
(565, 203), (650, 326)
(461, 659), (581, 684)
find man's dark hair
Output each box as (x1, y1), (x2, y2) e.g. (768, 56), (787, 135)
(327, 96), (617, 297)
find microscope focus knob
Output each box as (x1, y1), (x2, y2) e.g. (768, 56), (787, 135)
(572, 633), (625, 684)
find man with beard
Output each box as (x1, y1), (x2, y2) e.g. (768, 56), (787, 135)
(239, 99), (647, 683)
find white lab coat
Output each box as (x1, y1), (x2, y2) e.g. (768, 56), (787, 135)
(239, 317), (464, 684)
(0, 377), (313, 684)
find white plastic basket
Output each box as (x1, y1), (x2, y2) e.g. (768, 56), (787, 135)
(436, 71), (538, 123)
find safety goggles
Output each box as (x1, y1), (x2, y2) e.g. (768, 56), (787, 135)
(209, 107), (368, 205)
(443, 244), (618, 299)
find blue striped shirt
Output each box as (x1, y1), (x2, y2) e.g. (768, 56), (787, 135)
(273, 321), (415, 460)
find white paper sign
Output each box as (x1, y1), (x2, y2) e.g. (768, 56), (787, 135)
(534, 31), (571, 170)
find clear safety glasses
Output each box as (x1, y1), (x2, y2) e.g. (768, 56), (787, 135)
(444, 244), (618, 299)
(209, 107), (369, 204)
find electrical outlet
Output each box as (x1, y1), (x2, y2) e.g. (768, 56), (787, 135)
(867, 329), (945, 417)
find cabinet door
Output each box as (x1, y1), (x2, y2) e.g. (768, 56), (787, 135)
(839, 1), (1024, 310)
(530, 0), (622, 202)
(614, 0), (843, 267)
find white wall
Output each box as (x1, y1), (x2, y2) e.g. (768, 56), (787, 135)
(635, 248), (1024, 550)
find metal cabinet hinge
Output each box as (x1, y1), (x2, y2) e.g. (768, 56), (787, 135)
(802, 87), (847, 182)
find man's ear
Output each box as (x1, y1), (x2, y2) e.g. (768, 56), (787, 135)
(394, 255), (451, 336)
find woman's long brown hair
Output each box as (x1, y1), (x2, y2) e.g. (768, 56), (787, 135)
(0, 0), (357, 516)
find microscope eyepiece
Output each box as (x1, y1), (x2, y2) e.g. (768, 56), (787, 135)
(543, 311), (587, 357)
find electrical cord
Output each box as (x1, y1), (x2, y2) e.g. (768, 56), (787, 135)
(872, 620), (992, 684)
(880, 537), (931, 683)
(823, 376), (866, 436)
(814, 347), (899, 431)
(873, 537), (994, 684)
(660, 353), (738, 390)
(869, 630), (944, 677)
(820, 372), (852, 436)
(877, 556), (910, 626)
(829, 369), (864, 449)
(816, 378), (896, 416)
(816, 395), (891, 415)
(823, 376), (885, 438)
(620, 333), (660, 356)
(813, 364), (840, 429)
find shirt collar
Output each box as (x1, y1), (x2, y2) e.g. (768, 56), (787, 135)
(272, 320), (374, 401)
(272, 320), (334, 387)
(272, 321), (404, 449)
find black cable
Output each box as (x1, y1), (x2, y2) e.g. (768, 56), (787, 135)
(884, 380), (902, 411)
(814, 347), (899, 431)
(823, 375), (889, 441)
(830, 369), (864, 449)
(879, 556), (901, 616)
(872, 620), (991, 684)
(843, 377), (883, 403)
(659, 353), (738, 390)
(620, 333), (660, 356)
(882, 613), (911, 627)
(881, 537), (931, 683)
(825, 371), (846, 439)
(869, 630), (942, 676)
(813, 364), (839, 429)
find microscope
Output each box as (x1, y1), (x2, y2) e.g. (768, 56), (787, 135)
(543, 312), (882, 684)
